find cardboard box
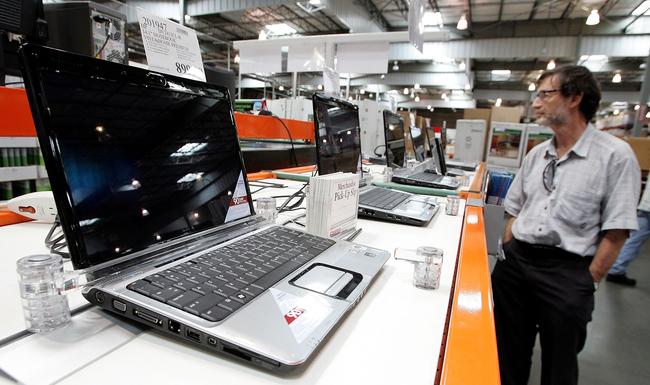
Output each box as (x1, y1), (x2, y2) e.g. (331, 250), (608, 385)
(464, 108), (492, 122)
(491, 106), (523, 124)
(623, 137), (650, 171)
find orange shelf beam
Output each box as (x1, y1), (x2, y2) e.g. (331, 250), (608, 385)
(440, 204), (500, 385)
(0, 87), (37, 137)
(234, 112), (314, 142)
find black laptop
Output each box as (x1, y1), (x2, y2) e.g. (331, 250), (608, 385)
(20, 44), (390, 373)
(312, 94), (438, 226)
(382, 112), (460, 190)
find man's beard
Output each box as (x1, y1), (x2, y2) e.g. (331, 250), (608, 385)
(537, 104), (570, 127)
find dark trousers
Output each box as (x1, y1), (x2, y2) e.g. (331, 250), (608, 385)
(491, 239), (595, 385)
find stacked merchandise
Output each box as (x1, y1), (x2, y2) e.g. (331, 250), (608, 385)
(307, 173), (359, 239)
(1, 146), (50, 200)
(486, 171), (513, 205)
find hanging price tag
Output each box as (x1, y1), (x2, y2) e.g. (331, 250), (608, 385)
(137, 7), (206, 82)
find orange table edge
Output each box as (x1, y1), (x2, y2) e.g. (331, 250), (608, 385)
(439, 203), (500, 384)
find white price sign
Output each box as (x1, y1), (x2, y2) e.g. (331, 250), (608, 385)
(137, 7), (206, 82)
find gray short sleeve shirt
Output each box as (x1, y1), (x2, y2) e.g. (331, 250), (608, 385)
(504, 124), (641, 256)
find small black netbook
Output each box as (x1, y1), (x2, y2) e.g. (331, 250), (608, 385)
(20, 44), (390, 373)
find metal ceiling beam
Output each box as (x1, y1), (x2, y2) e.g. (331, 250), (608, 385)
(560, 1), (576, 19)
(529, 0), (542, 21)
(355, 0), (391, 31)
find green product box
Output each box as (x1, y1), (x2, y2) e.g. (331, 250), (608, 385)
(1, 148), (8, 167)
(12, 180), (31, 196)
(0, 181), (13, 200)
(35, 178), (51, 191)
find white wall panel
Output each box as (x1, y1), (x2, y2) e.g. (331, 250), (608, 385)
(239, 46), (282, 74)
(287, 44), (326, 72)
(337, 42), (389, 74)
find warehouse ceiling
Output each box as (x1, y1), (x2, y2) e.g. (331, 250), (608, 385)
(89, 0), (650, 109)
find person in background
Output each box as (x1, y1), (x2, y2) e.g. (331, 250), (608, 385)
(606, 183), (650, 286)
(491, 65), (641, 385)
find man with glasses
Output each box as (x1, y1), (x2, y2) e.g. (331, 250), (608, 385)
(491, 65), (641, 385)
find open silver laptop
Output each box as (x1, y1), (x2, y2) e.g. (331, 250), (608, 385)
(312, 94), (439, 226)
(20, 44), (390, 373)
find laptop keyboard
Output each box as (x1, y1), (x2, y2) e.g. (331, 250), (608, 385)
(127, 227), (335, 322)
(410, 171), (444, 182)
(359, 188), (410, 210)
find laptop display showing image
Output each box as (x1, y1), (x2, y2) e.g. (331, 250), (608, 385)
(409, 126), (426, 163)
(20, 44), (391, 373)
(382, 110), (406, 169)
(313, 96), (362, 176)
(313, 95), (439, 226)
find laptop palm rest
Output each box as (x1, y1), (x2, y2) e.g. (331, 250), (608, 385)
(292, 265), (358, 298)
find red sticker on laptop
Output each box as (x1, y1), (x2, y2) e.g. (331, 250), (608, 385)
(271, 288), (334, 344)
(284, 307), (306, 325)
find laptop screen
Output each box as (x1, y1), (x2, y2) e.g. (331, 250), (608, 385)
(410, 126), (426, 162)
(20, 45), (254, 269)
(426, 127), (436, 158)
(433, 137), (448, 175)
(312, 94), (361, 175)
(382, 110), (406, 169)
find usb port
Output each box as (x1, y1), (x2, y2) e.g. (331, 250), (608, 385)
(185, 328), (201, 343)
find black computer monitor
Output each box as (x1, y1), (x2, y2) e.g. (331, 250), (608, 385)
(410, 126), (426, 163)
(312, 93), (362, 176)
(382, 110), (406, 169)
(0, 0), (48, 82)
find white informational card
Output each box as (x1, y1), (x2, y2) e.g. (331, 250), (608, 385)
(136, 7), (206, 81)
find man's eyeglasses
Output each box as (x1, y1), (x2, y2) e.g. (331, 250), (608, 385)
(543, 159), (558, 192)
(535, 89), (562, 100)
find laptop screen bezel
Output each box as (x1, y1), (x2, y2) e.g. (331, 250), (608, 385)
(19, 44), (256, 270)
(409, 126), (426, 163)
(382, 110), (406, 169)
(312, 93), (362, 176)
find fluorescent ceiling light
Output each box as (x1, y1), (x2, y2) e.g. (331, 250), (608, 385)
(491, 70), (511, 81)
(265, 23), (297, 35)
(586, 10), (600, 25)
(172, 143), (207, 157)
(580, 54), (608, 62)
(633, 1), (650, 15)
(423, 12), (444, 27)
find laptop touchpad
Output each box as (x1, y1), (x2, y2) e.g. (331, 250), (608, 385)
(293, 265), (355, 297)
